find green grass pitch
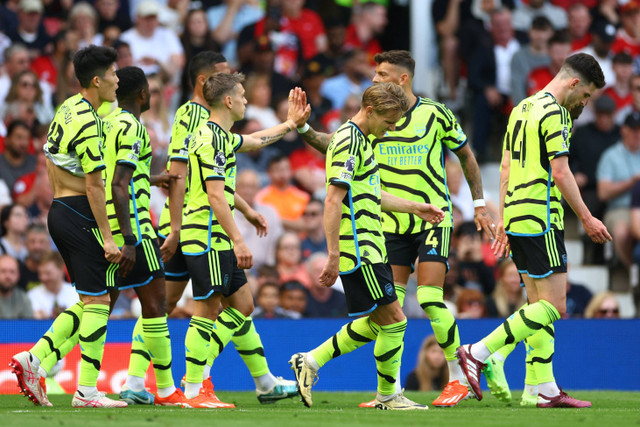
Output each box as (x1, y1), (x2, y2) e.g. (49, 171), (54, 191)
(2, 391), (639, 427)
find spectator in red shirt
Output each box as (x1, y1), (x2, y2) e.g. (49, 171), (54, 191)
(611, 0), (640, 58)
(344, 2), (387, 65)
(567, 3), (591, 51)
(281, 0), (327, 60)
(603, 52), (634, 115)
(527, 31), (572, 96)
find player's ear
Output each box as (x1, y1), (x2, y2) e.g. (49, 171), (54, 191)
(399, 73), (409, 86)
(92, 75), (101, 89)
(568, 77), (581, 90)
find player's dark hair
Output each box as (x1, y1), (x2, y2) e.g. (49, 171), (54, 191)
(189, 51), (228, 86)
(73, 45), (118, 88)
(374, 50), (415, 77)
(202, 72), (244, 108)
(562, 53), (606, 89)
(115, 66), (147, 102)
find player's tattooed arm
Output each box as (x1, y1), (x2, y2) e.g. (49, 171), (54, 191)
(301, 126), (333, 155)
(455, 144), (496, 239)
(455, 144), (484, 200)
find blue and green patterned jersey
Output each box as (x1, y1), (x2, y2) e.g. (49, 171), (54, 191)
(326, 121), (386, 273)
(157, 101), (210, 237)
(103, 108), (155, 245)
(503, 92), (572, 236)
(44, 93), (105, 176)
(181, 121), (243, 255)
(371, 97), (467, 234)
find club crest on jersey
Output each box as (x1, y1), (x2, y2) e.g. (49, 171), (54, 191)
(414, 124), (426, 136)
(385, 283), (394, 296)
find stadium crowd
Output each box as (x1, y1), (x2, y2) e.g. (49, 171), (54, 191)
(0, 0), (638, 321)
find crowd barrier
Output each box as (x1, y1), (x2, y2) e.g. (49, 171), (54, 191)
(1, 318), (638, 394)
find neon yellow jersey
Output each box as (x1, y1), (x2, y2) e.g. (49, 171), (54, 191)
(371, 97), (467, 234)
(157, 101), (210, 237)
(326, 121), (386, 273)
(181, 121), (243, 255)
(44, 93), (105, 176)
(503, 92), (572, 236)
(103, 108), (155, 245)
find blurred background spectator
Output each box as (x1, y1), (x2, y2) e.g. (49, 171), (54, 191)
(0, 204), (29, 262)
(27, 250), (78, 319)
(274, 231), (310, 288)
(256, 156), (309, 232)
(304, 252), (347, 318)
(597, 111), (640, 269)
(404, 335), (447, 391)
(0, 120), (36, 191)
(253, 281), (300, 319)
(584, 291), (621, 318)
(279, 280), (307, 317)
(17, 223), (50, 291)
(235, 169), (282, 271)
(456, 288), (487, 319)
(488, 258), (526, 318)
(300, 198), (326, 260)
(0, 254), (32, 318)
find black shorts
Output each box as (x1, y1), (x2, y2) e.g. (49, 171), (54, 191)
(508, 230), (567, 278)
(385, 227), (451, 271)
(157, 235), (190, 282)
(117, 238), (164, 289)
(184, 249), (247, 300)
(341, 262), (397, 316)
(48, 196), (117, 296)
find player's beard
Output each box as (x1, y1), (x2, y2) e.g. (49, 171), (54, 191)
(569, 104), (584, 120)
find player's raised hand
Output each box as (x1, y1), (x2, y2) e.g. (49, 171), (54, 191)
(414, 203), (445, 225)
(474, 206), (496, 240)
(234, 240), (253, 269)
(319, 254), (340, 288)
(582, 215), (612, 245)
(287, 87), (311, 128)
(160, 232), (179, 262)
(491, 220), (510, 258)
(246, 208), (268, 237)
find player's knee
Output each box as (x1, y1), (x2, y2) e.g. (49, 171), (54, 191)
(165, 301), (177, 315)
(80, 294), (110, 306)
(236, 300), (254, 317)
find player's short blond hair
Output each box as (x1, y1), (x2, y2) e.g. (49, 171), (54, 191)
(361, 82), (410, 116)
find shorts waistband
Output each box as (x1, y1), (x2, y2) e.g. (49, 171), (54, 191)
(52, 196), (95, 220)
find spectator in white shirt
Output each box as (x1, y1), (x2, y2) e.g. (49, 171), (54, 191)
(120, 0), (185, 84)
(27, 251), (78, 319)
